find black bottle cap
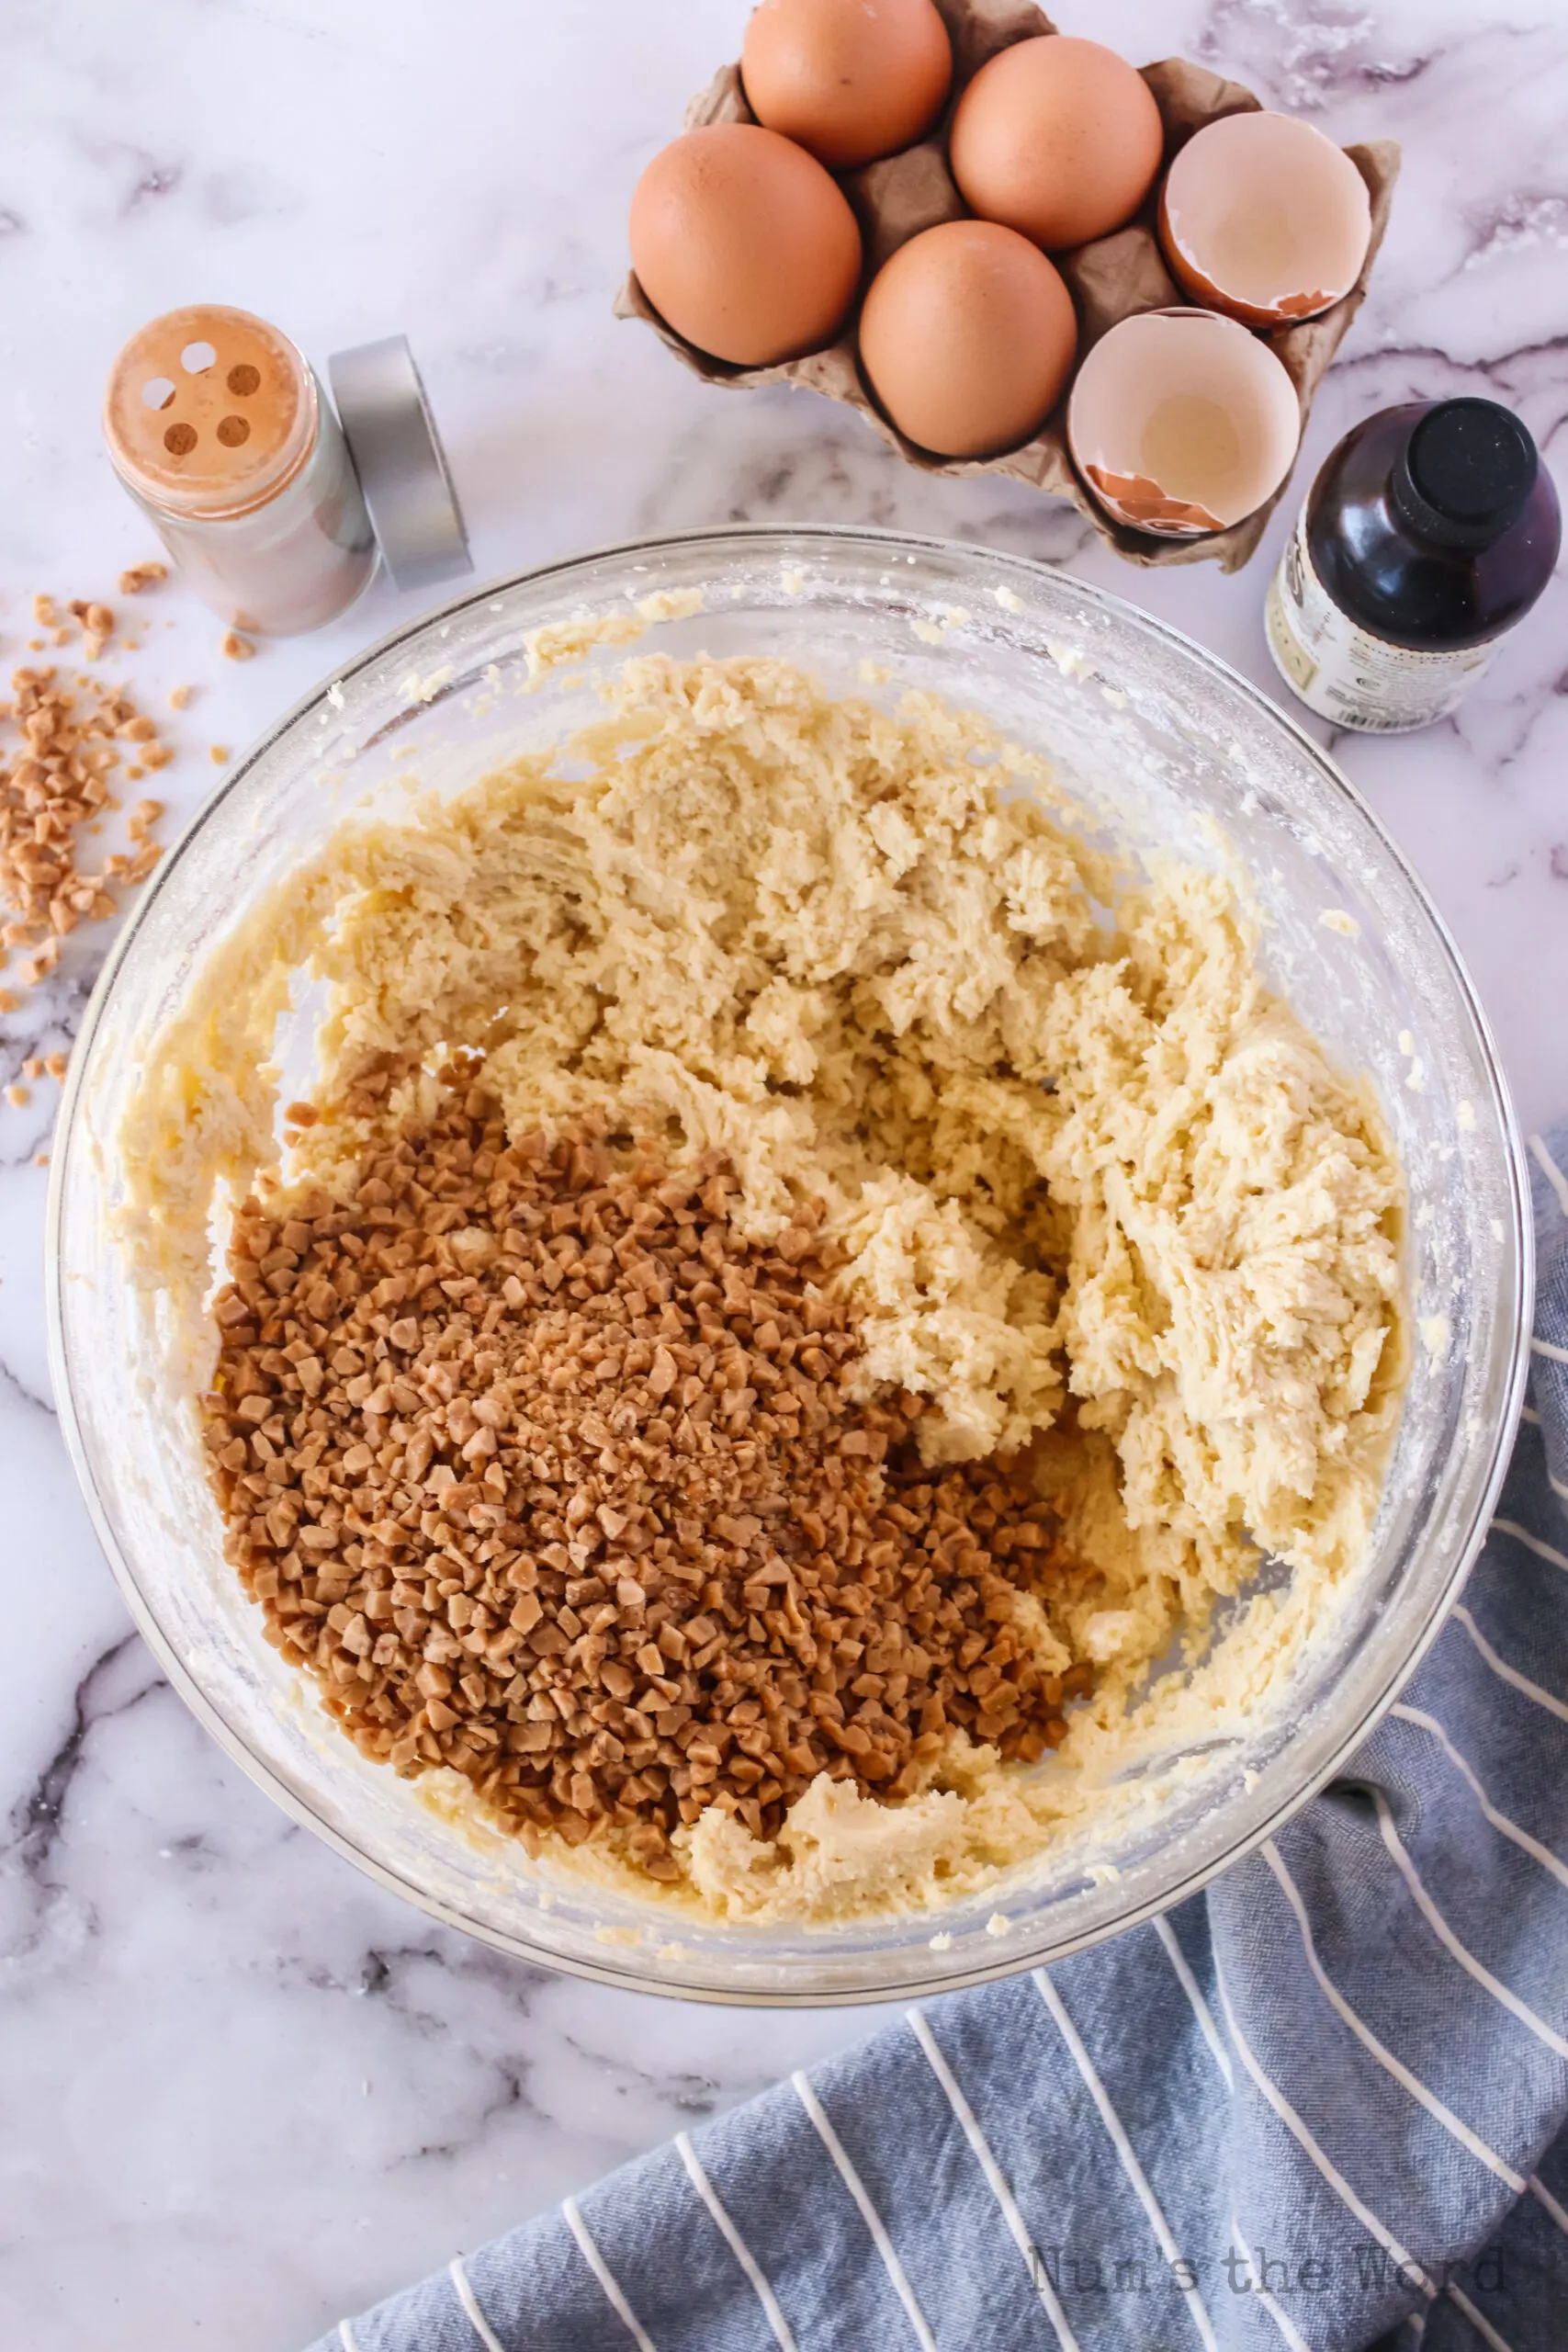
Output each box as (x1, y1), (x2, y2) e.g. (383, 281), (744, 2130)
(1392, 399), (1539, 553)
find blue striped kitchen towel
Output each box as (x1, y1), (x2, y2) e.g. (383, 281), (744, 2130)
(312, 1126), (1568, 2352)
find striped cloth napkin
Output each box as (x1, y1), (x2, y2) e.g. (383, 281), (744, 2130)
(313, 1125), (1568, 2352)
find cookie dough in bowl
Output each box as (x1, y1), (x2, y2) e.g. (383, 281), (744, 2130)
(50, 531), (1528, 2001)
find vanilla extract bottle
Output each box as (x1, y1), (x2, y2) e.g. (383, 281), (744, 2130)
(1267, 397), (1560, 733)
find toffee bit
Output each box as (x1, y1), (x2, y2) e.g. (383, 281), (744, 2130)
(221, 630), (255, 662)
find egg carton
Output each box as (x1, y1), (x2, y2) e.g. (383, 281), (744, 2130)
(615, 0), (1399, 571)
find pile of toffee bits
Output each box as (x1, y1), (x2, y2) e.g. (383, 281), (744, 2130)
(203, 1067), (1092, 1882)
(0, 586), (171, 1004)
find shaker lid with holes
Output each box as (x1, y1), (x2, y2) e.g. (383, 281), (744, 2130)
(103, 304), (320, 519)
(328, 334), (471, 593)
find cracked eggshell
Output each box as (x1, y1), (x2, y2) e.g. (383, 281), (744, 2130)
(1158, 111), (1372, 328)
(1066, 307), (1301, 538)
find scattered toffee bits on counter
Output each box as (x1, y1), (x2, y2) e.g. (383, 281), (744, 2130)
(204, 1078), (1092, 1882)
(0, 650), (167, 990)
(35, 594), (116, 662)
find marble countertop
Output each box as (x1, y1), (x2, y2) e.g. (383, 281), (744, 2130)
(2, 2), (1564, 2344)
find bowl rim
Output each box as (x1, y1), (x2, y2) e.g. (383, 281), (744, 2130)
(44, 521), (1534, 2005)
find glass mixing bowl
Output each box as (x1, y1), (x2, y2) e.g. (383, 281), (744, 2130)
(47, 527), (1531, 2005)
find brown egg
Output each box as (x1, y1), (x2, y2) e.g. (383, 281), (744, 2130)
(949, 35), (1165, 251)
(857, 220), (1077, 458)
(741, 0), (953, 170)
(629, 123), (863, 367)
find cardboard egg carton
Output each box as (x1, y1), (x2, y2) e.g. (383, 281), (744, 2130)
(615, 0), (1399, 571)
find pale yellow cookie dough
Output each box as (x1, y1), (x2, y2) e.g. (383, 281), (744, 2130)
(122, 645), (1404, 1925)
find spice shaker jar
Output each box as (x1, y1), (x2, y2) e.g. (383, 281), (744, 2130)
(103, 304), (470, 636)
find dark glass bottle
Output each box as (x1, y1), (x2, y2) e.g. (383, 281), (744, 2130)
(1267, 398), (1561, 732)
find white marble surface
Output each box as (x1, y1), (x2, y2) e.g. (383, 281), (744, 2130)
(1, 1), (1565, 2344)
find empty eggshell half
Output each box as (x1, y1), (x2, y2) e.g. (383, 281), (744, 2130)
(1159, 111), (1372, 327)
(1066, 307), (1301, 537)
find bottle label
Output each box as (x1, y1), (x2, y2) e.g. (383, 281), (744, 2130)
(1266, 508), (1497, 732)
